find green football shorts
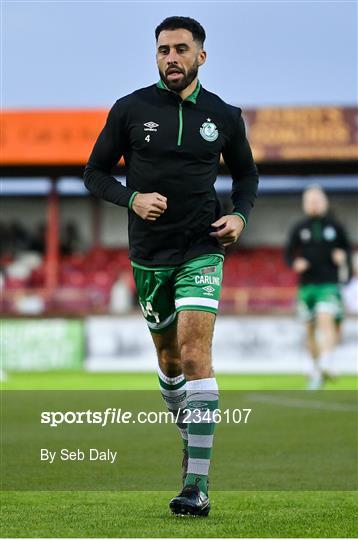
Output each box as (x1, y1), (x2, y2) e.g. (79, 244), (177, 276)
(132, 253), (224, 333)
(298, 283), (344, 322)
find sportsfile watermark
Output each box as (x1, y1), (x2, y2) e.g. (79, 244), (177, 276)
(2, 390), (357, 491)
(40, 407), (252, 427)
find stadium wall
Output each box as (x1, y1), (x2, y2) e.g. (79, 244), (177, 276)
(2, 315), (357, 374)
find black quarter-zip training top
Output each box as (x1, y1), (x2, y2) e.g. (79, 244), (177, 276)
(284, 215), (352, 285)
(84, 80), (259, 266)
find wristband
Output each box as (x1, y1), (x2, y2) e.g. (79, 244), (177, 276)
(230, 212), (247, 228)
(128, 191), (139, 210)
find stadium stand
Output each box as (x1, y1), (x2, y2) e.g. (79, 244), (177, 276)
(1, 246), (297, 315)
(1, 106), (357, 316)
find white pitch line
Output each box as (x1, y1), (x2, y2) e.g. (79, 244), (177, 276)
(247, 393), (357, 412)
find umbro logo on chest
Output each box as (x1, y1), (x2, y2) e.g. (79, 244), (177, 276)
(143, 121), (159, 132)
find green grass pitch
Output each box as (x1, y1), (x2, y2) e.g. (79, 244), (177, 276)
(1, 371), (357, 538)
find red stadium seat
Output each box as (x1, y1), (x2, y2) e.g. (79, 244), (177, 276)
(1, 246), (298, 314)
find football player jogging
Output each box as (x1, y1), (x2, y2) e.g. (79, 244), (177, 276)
(84, 16), (259, 516)
(285, 186), (351, 390)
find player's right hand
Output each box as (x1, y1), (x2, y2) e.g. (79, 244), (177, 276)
(292, 257), (310, 273)
(131, 192), (167, 221)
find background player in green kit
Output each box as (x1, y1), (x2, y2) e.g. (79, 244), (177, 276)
(285, 186), (351, 390)
(84, 16), (259, 516)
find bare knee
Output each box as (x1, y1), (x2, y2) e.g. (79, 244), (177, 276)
(316, 312), (336, 336)
(316, 312), (337, 351)
(305, 321), (319, 358)
(180, 343), (212, 379)
(151, 325), (182, 377)
(157, 344), (181, 377)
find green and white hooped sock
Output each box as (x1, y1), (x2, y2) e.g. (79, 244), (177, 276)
(157, 367), (188, 448)
(184, 377), (219, 495)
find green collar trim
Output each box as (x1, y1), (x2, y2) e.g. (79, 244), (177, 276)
(157, 78), (169, 91)
(156, 78), (201, 104)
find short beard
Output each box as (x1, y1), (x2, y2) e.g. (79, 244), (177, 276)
(159, 61), (199, 93)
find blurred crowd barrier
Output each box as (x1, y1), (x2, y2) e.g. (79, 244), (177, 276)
(2, 315), (357, 374)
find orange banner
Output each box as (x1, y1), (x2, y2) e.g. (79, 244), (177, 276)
(0, 109), (119, 166)
(244, 106), (358, 162)
(1, 106), (357, 166)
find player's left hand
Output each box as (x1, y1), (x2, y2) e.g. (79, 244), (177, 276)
(332, 248), (347, 266)
(210, 215), (245, 247)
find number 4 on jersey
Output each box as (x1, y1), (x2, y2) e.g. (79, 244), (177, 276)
(145, 135), (150, 142)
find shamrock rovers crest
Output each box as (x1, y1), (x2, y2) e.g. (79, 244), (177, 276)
(200, 118), (219, 142)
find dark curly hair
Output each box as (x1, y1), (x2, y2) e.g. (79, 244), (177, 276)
(155, 16), (206, 47)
